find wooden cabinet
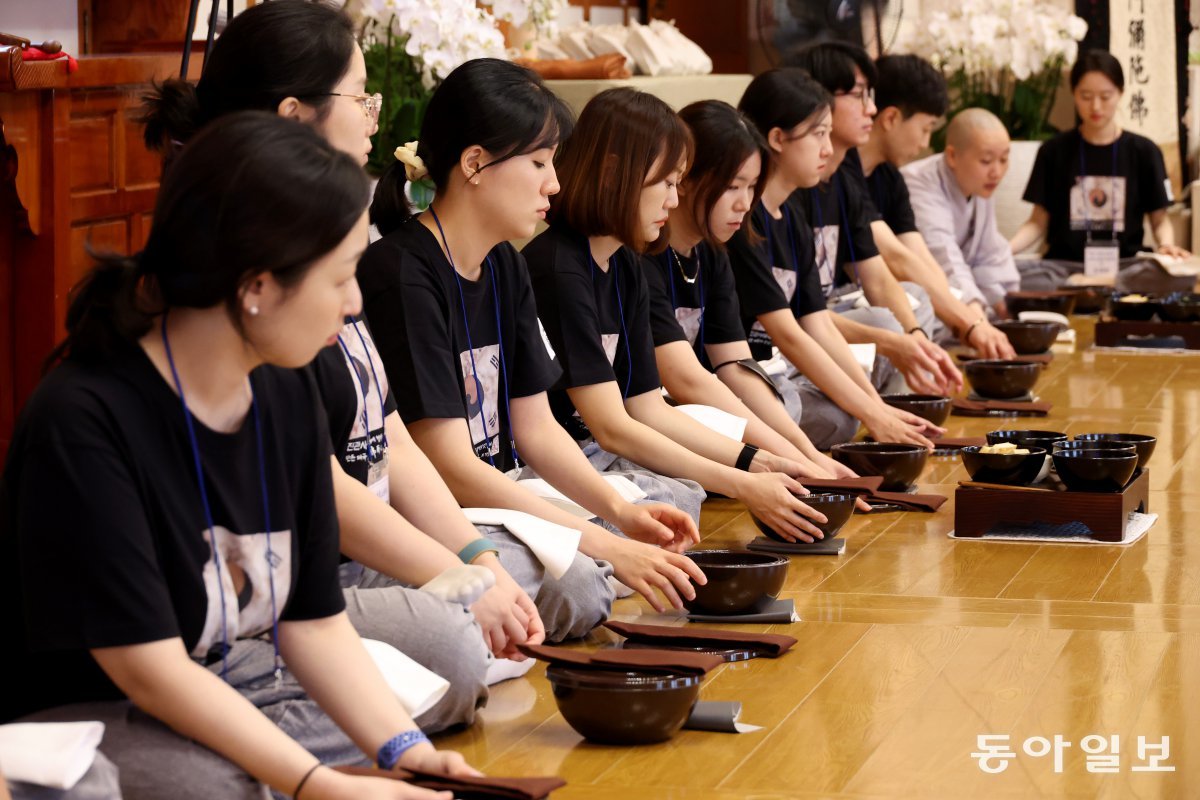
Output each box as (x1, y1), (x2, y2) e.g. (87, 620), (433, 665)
(647, 0), (751, 74)
(0, 50), (198, 460)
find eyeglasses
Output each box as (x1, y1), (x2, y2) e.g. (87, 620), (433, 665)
(315, 92), (384, 123)
(836, 86), (875, 113)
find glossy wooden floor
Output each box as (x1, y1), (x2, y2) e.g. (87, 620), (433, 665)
(437, 317), (1198, 799)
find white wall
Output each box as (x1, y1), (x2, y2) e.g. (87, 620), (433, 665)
(3, 0), (79, 55)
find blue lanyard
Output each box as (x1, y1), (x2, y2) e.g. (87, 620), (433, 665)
(161, 312), (283, 686)
(428, 207), (520, 469)
(810, 178), (862, 291)
(759, 202), (801, 280)
(1078, 135), (1120, 240)
(587, 244), (633, 400)
(335, 319), (388, 463)
(664, 245), (706, 354)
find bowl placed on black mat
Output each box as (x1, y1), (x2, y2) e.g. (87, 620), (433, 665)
(753, 492), (856, 543)
(682, 550), (789, 615)
(960, 445), (1048, 485)
(1110, 293), (1160, 321)
(1073, 433), (1156, 471)
(830, 442), (928, 491)
(963, 359), (1041, 399)
(993, 320), (1063, 355)
(1058, 284), (1114, 314)
(1052, 449), (1138, 492)
(882, 393), (951, 426)
(1157, 292), (1200, 323)
(986, 429), (1067, 450)
(546, 666), (701, 744)
(1006, 291), (1078, 316)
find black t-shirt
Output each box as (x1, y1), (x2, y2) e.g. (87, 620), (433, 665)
(727, 196), (827, 361)
(308, 316), (398, 488)
(0, 346), (343, 722)
(642, 241), (746, 367)
(1023, 128), (1171, 260)
(358, 220), (560, 474)
(844, 149), (918, 236)
(523, 224), (662, 437)
(794, 163), (881, 294)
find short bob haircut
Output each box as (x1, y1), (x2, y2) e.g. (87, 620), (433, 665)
(678, 100), (768, 247)
(785, 40), (878, 94)
(1070, 49), (1125, 92)
(552, 87), (693, 253)
(875, 54), (948, 119)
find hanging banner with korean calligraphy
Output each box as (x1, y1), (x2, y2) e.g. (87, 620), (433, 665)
(1108, 0), (1177, 147)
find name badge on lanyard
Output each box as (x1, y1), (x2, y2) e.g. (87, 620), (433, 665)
(1084, 240), (1120, 279)
(1081, 137), (1120, 280)
(367, 448), (390, 504)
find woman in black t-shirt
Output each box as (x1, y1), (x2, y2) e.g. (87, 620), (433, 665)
(1011, 50), (1189, 287)
(139, 1), (534, 731)
(644, 100), (858, 481)
(731, 69), (938, 450)
(524, 88), (833, 544)
(362, 59), (706, 615)
(1, 117), (473, 798)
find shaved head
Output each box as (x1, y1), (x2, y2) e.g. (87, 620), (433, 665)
(945, 108), (1009, 152)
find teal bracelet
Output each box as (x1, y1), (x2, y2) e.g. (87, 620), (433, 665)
(457, 538), (500, 564)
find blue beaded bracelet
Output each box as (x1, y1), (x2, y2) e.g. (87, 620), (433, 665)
(377, 729), (431, 771)
(457, 538), (500, 565)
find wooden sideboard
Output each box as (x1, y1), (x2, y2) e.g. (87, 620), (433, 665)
(0, 49), (200, 460)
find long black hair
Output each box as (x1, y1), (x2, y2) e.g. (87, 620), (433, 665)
(370, 58), (574, 236)
(51, 112), (370, 366)
(140, 0), (357, 151)
(677, 100), (767, 246)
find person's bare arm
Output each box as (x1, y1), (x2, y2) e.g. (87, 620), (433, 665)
(1009, 205), (1049, 254)
(1149, 209), (1191, 258)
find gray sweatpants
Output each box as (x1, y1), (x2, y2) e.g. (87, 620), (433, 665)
(339, 566), (490, 733)
(1018, 257), (1196, 295)
(14, 638), (365, 800)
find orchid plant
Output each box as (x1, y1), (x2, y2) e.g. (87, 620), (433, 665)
(900, 0), (1088, 142)
(356, 0), (507, 176)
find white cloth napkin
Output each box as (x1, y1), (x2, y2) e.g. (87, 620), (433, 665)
(0, 721), (104, 790)
(1018, 310), (1072, 329)
(485, 657), (537, 686)
(848, 343), (877, 375)
(515, 476), (646, 520)
(673, 404), (748, 442)
(1136, 250), (1200, 276)
(462, 508), (582, 579)
(360, 639), (450, 719)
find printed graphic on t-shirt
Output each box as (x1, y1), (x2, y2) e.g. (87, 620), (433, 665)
(337, 324), (389, 469)
(674, 307), (703, 347)
(194, 526), (293, 660)
(813, 224), (840, 295)
(770, 266), (798, 302)
(601, 333), (620, 366)
(1070, 176), (1127, 232)
(459, 344), (501, 458)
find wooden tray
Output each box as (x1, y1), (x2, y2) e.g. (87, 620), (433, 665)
(954, 468), (1149, 542)
(1094, 318), (1200, 349)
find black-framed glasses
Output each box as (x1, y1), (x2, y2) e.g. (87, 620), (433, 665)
(312, 92), (383, 123)
(836, 86), (875, 112)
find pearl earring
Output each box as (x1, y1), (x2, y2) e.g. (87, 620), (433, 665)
(249, 306), (260, 316)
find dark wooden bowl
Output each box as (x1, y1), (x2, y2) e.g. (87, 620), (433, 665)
(753, 492), (857, 542)
(547, 666), (701, 744)
(1157, 292), (1200, 323)
(1073, 433), (1156, 471)
(1110, 294), (1160, 321)
(993, 320), (1063, 355)
(1058, 284), (1114, 314)
(986, 429), (1067, 450)
(682, 550), (789, 615)
(960, 445), (1048, 485)
(1006, 291), (1078, 316)
(964, 359), (1041, 399)
(882, 393), (951, 426)
(830, 442), (929, 491)
(1052, 450), (1138, 492)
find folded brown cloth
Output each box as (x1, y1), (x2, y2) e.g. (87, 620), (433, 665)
(866, 491), (947, 512)
(514, 53), (630, 80)
(800, 476), (885, 494)
(952, 398), (1052, 417)
(517, 643), (724, 675)
(930, 436), (988, 449)
(334, 766), (566, 799)
(603, 620), (796, 657)
(957, 352), (1053, 364)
